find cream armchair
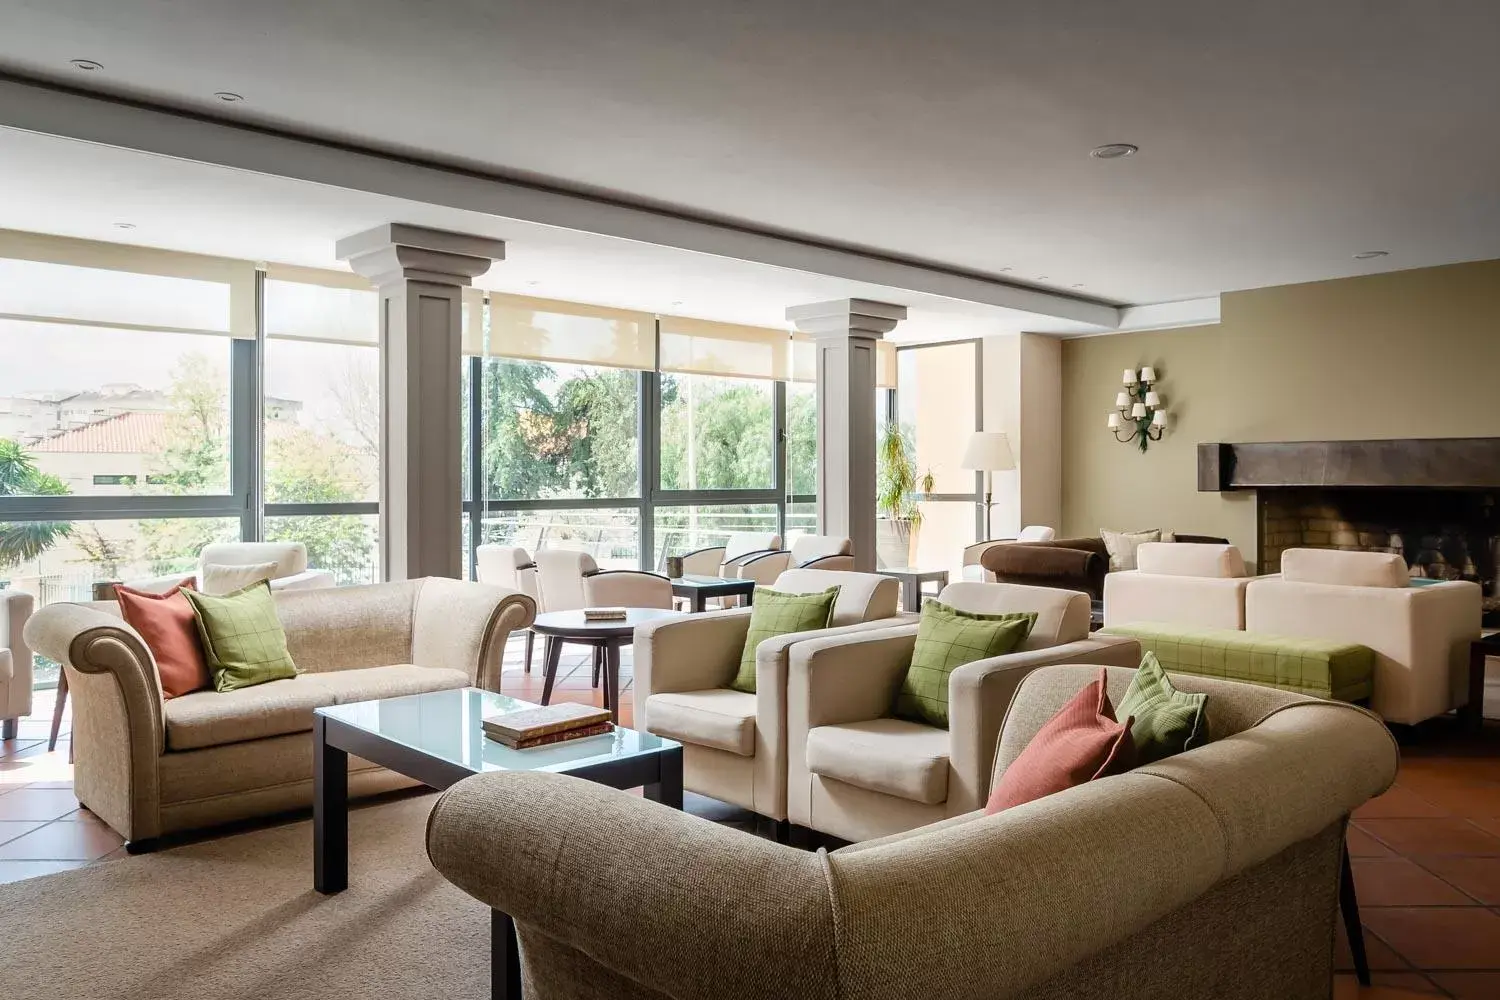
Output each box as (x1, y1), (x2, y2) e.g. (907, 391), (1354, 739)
(534, 549), (673, 688)
(1245, 548), (1480, 725)
(634, 569), (904, 835)
(733, 534), (855, 586)
(124, 541), (336, 594)
(674, 532), (782, 577)
(785, 581), (1141, 842)
(960, 525), (1055, 582)
(1, 590), (33, 741)
(428, 666), (1396, 1000)
(23, 578), (533, 847)
(1104, 542), (1253, 630)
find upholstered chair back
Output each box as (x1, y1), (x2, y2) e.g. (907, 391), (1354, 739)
(475, 545), (541, 600)
(725, 532), (781, 562)
(1016, 525), (1056, 543)
(534, 550), (598, 612)
(1135, 542), (1247, 579)
(200, 541), (307, 580)
(789, 534), (853, 564)
(937, 581), (1091, 650)
(582, 570), (674, 609)
(773, 569), (899, 626)
(1279, 548), (1409, 588)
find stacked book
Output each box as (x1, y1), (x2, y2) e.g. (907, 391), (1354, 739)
(482, 703), (613, 749)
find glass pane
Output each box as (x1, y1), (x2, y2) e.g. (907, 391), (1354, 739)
(481, 507), (639, 570)
(0, 259), (230, 331)
(263, 513), (379, 586)
(481, 359), (639, 501)
(786, 383), (817, 497)
(658, 374), (774, 491)
(897, 342), (978, 494)
(0, 319), (232, 495)
(911, 500), (976, 577)
(785, 501), (819, 542)
(653, 504), (779, 568)
(262, 338), (380, 503)
(262, 279), (377, 344)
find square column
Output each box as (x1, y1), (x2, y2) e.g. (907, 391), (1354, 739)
(337, 224), (505, 581)
(786, 299), (907, 573)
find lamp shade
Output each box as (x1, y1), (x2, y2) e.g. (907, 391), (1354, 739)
(1144, 390), (1161, 407)
(960, 431), (1016, 471)
(1140, 366), (1157, 383)
(1107, 412), (1121, 429)
(1115, 391), (1130, 408)
(1130, 402), (1147, 419)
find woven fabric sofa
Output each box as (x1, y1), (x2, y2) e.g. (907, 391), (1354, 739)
(25, 578), (533, 847)
(428, 664), (1397, 1000)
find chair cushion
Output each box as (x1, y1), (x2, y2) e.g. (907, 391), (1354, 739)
(1101, 528), (1161, 571)
(1135, 542), (1246, 579)
(115, 580), (210, 699)
(893, 601), (1033, 728)
(200, 561), (280, 597)
(807, 718), (950, 805)
(1280, 548), (1409, 588)
(732, 586), (839, 693)
(164, 664), (469, 751)
(645, 689), (757, 756)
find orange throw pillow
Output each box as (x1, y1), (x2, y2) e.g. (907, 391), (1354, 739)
(115, 580), (211, 699)
(985, 668), (1134, 814)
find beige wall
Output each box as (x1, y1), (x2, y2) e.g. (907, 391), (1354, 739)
(1060, 259), (1500, 566)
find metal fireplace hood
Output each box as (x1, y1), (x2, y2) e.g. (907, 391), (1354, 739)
(1198, 438), (1500, 492)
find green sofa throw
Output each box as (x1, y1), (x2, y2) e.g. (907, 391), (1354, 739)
(893, 600), (1035, 729)
(183, 580), (299, 692)
(1118, 651), (1207, 765)
(731, 586), (841, 694)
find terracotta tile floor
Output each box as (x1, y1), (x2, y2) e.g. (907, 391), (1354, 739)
(2, 636), (1497, 999)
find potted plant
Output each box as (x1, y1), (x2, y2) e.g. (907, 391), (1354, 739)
(876, 422), (935, 568)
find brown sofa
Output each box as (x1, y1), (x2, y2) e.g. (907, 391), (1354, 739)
(984, 535), (1232, 602)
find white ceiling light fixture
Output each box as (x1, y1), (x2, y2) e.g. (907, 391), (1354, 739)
(213, 91), (245, 103)
(69, 59), (103, 71)
(1090, 143), (1138, 160)
(112, 222), (136, 229)
(1352, 250), (1390, 260)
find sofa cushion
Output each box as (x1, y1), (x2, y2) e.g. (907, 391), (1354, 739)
(1135, 542), (1246, 579)
(936, 582), (1090, 650)
(164, 664), (470, 751)
(893, 602), (1033, 728)
(1280, 548), (1408, 588)
(115, 580), (210, 699)
(807, 718), (950, 805)
(183, 581), (298, 692)
(1117, 652), (1207, 765)
(1101, 528), (1161, 571)
(646, 689), (757, 756)
(733, 586), (839, 693)
(772, 569), (898, 626)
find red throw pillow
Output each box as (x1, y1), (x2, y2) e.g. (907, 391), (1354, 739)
(115, 579), (211, 699)
(985, 668), (1135, 814)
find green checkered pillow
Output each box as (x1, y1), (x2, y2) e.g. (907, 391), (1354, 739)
(893, 600), (1035, 728)
(731, 586), (840, 694)
(1117, 651), (1207, 765)
(183, 580), (298, 692)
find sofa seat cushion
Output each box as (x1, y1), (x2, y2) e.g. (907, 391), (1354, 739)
(646, 690), (757, 756)
(806, 718), (950, 805)
(165, 665), (470, 751)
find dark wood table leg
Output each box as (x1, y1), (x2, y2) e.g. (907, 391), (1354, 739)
(492, 909), (521, 1000)
(643, 745), (684, 809)
(744, 585), (755, 607)
(692, 591), (706, 613)
(604, 641), (621, 723)
(522, 630), (534, 674)
(1464, 642), (1486, 735)
(1340, 842), (1370, 986)
(903, 578), (918, 613)
(313, 715), (348, 894)
(48, 670), (68, 751)
(591, 646), (602, 689)
(539, 636), (563, 705)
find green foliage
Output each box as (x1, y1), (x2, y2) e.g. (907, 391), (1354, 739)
(877, 422), (934, 527)
(0, 438), (72, 570)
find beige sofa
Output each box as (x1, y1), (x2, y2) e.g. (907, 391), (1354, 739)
(786, 581), (1140, 842)
(1246, 548), (1480, 725)
(24, 578), (533, 846)
(1103, 541), (1254, 630)
(634, 569), (904, 829)
(1, 590), (33, 740)
(427, 665), (1397, 1000)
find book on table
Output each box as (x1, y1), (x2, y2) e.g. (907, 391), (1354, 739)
(482, 703), (613, 749)
(582, 607), (628, 621)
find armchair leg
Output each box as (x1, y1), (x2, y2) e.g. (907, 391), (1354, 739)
(48, 671), (68, 752)
(1, 718), (15, 741)
(1340, 842), (1370, 986)
(591, 647), (602, 688)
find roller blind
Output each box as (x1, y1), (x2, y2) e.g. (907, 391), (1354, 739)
(658, 316), (792, 381)
(790, 333), (897, 389)
(475, 293), (655, 370)
(262, 266), (378, 345)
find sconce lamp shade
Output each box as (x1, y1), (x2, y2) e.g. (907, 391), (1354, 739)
(1144, 390), (1161, 407)
(1107, 412), (1122, 430)
(960, 431), (1017, 472)
(1122, 368), (1138, 385)
(1140, 366), (1157, 383)
(1115, 391), (1130, 408)
(1130, 402), (1147, 419)
(1151, 409), (1168, 427)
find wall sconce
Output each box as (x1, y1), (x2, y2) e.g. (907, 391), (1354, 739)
(1107, 366), (1168, 452)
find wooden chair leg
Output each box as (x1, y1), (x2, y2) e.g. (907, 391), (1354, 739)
(591, 646), (602, 688)
(48, 670), (68, 752)
(1340, 842), (1370, 987)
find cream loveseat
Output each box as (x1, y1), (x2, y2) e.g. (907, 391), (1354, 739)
(1103, 541), (1254, 630)
(786, 581), (1139, 842)
(634, 569), (903, 833)
(1246, 548), (1480, 724)
(428, 665), (1397, 1000)
(24, 578), (533, 847)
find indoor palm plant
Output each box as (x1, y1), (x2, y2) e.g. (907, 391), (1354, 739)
(876, 422), (934, 567)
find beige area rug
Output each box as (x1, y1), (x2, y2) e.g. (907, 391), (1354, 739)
(0, 792), (493, 999)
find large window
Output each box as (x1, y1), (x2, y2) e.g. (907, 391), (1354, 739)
(658, 374), (774, 491)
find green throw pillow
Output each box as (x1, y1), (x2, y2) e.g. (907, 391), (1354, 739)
(892, 600), (1035, 729)
(183, 580), (299, 692)
(1117, 651), (1207, 765)
(731, 586), (841, 694)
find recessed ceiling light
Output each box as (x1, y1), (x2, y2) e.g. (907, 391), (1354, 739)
(69, 59), (103, 72)
(1037, 275), (1051, 281)
(112, 222), (137, 230)
(1352, 250), (1390, 260)
(525, 280), (540, 287)
(997, 267), (1013, 273)
(1090, 143), (1138, 160)
(213, 91), (245, 103)
(670, 301), (684, 307)
(1071, 283), (1085, 288)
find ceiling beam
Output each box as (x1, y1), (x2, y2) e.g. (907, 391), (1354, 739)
(0, 75), (1120, 329)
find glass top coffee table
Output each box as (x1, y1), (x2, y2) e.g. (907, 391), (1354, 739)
(312, 687), (682, 896)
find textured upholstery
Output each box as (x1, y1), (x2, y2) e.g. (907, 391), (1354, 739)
(475, 545), (541, 601)
(582, 570), (674, 609)
(647, 689), (757, 756)
(428, 665), (1396, 1000)
(773, 569), (900, 627)
(1280, 548), (1408, 588)
(1, 590), (34, 726)
(789, 535), (854, 571)
(22, 579), (532, 842)
(936, 581), (1090, 650)
(982, 538), (1110, 601)
(806, 718), (950, 805)
(534, 550), (596, 612)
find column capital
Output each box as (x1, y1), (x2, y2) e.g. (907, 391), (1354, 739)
(785, 298), (907, 339)
(336, 223), (506, 288)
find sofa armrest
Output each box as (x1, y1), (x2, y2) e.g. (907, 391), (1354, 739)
(269, 569), (337, 591)
(946, 634), (1142, 812)
(633, 609), (750, 715)
(427, 771), (836, 1000)
(1, 591), (35, 717)
(411, 579), (535, 691)
(789, 626), (918, 729)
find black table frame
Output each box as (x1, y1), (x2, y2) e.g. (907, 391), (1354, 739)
(1465, 635), (1497, 735)
(313, 711), (683, 998)
(669, 576), (757, 613)
(877, 568), (950, 612)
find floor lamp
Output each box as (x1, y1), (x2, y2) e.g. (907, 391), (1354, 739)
(960, 431), (1016, 539)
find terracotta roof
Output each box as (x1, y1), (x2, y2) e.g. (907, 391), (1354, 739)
(31, 411), (172, 454)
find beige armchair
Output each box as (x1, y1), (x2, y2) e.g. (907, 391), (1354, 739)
(475, 544), (542, 671)
(674, 531), (782, 577)
(634, 569), (904, 833)
(125, 541), (336, 594)
(1104, 541), (1253, 630)
(735, 535), (856, 586)
(428, 665), (1397, 1000)
(1245, 548), (1481, 724)
(23, 578), (533, 847)
(1, 590), (33, 741)
(785, 581), (1140, 842)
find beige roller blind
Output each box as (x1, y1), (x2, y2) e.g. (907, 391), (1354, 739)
(482, 293), (655, 370)
(789, 333), (897, 388)
(262, 265), (379, 346)
(659, 316), (791, 380)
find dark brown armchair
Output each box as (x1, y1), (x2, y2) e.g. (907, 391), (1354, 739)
(980, 537), (1110, 602)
